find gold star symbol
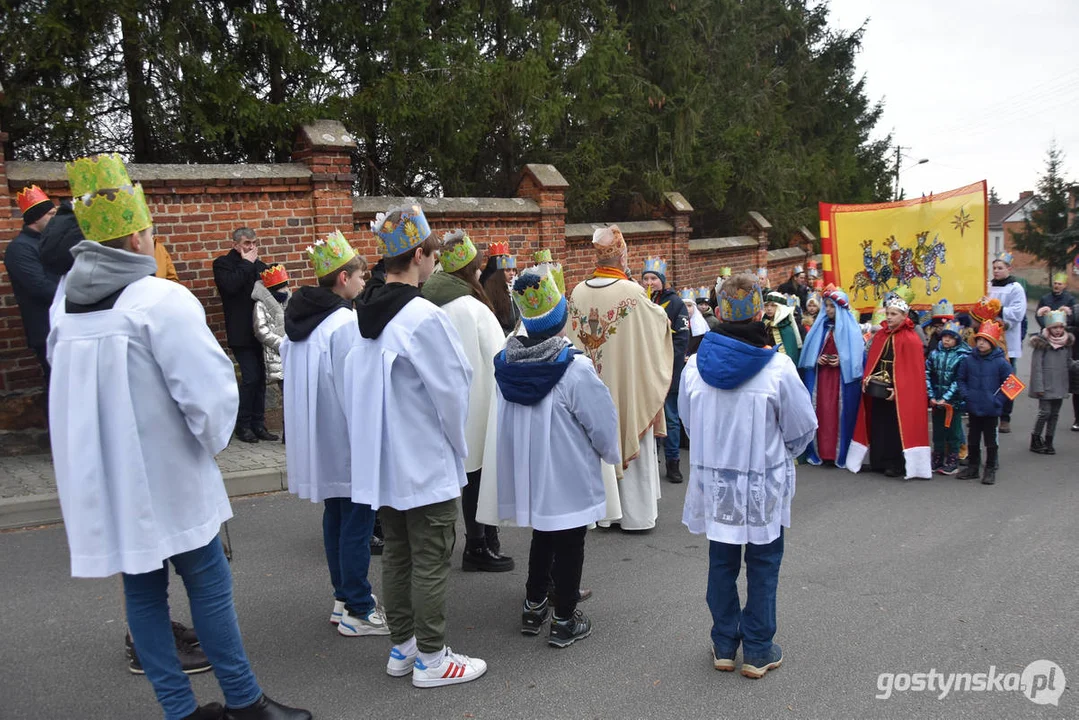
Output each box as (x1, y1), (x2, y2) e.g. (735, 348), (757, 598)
(951, 207), (973, 236)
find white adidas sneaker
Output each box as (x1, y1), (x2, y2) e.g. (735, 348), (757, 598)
(386, 645), (417, 677)
(330, 600), (345, 625)
(337, 606), (390, 637)
(411, 647), (487, 688)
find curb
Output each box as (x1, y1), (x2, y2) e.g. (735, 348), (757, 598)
(0, 467), (288, 532)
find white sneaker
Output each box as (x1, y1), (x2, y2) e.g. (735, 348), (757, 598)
(411, 647), (487, 688)
(386, 645), (417, 677)
(330, 600), (345, 625)
(337, 606), (391, 637)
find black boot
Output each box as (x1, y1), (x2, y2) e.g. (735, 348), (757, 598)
(982, 448), (998, 485)
(1043, 435), (1055, 455)
(462, 538), (514, 572)
(184, 704), (225, 720)
(956, 451), (980, 480)
(253, 425), (279, 441)
(1030, 434), (1044, 453)
(666, 459), (684, 483)
(224, 695), (311, 720)
(235, 427), (258, 443)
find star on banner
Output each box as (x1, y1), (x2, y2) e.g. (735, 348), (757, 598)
(951, 207), (973, 236)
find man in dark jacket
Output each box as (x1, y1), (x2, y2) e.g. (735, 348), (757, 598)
(1035, 272), (1075, 328)
(4, 186), (58, 378)
(641, 257), (690, 483)
(213, 227), (274, 443)
(777, 266), (809, 312)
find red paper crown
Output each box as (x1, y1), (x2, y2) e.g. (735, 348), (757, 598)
(16, 185), (51, 214)
(974, 320), (1004, 346)
(260, 264), (289, 288)
(488, 241), (510, 257)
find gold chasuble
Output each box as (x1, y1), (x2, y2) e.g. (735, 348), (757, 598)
(569, 277), (673, 479)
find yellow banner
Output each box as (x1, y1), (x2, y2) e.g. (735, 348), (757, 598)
(820, 182), (988, 312)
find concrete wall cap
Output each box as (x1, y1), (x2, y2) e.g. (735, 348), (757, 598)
(689, 236), (758, 252)
(298, 120), (357, 149)
(565, 220), (674, 239)
(7, 160), (312, 184)
(796, 225), (816, 242)
(353, 196), (540, 216)
(663, 191), (693, 213)
(767, 247), (807, 262)
(519, 164), (569, 189)
(748, 211), (772, 231)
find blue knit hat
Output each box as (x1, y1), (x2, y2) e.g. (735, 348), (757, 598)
(512, 270), (567, 337)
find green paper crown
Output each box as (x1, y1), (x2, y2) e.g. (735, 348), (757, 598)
(533, 248), (553, 264)
(440, 234), (477, 274)
(66, 154), (153, 243)
(307, 230), (357, 278)
(513, 270), (562, 320)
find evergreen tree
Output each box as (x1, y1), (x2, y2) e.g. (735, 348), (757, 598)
(1012, 143), (1074, 274)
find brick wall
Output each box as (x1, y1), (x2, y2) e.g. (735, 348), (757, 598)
(1, 119), (809, 438)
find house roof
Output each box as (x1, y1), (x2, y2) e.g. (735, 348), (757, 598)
(988, 196), (1036, 229)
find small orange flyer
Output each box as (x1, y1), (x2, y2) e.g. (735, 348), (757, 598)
(1000, 374), (1026, 401)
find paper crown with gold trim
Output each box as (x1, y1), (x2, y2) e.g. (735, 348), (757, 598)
(939, 320), (963, 338)
(718, 279), (764, 322)
(370, 205), (431, 257)
(994, 251), (1014, 266)
(642, 257), (667, 279)
(531, 250), (565, 295)
(489, 241), (510, 257)
(440, 231), (477, 274)
(931, 298), (954, 319)
(806, 291), (822, 308)
(260, 265), (289, 288)
(970, 296), (1002, 323)
(307, 230), (357, 278)
(974, 320), (1004, 347)
(1045, 310), (1068, 328)
(512, 269), (567, 335)
(16, 185), (51, 215)
(65, 154), (152, 243)
(720, 267), (732, 278)
(680, 288), (695, 302)
(495, 254), (517, 270)
(1053, 271), (1068, 284)
(696, 286), (711, 300)
(883, 293), (909, 314)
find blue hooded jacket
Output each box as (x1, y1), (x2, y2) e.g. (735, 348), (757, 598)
(957, 344), (1012, 417)
(696, 330), (776, 390)
(494, 344), (581, 405)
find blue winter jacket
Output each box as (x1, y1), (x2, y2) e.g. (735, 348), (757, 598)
(956, 345), (1013, 417)
(926, 342), (970, 411)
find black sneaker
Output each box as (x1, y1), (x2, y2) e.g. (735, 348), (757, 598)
(224, 695), (312, 720)
(548, 610), (592, 648)
(521, 599), (551, 635)
(253, 426), (279, 442)
(462, 544), (515, 572)
(173, 621), (199, 647)
(126, 632), (212, 675)
(235, 427), (259, 443)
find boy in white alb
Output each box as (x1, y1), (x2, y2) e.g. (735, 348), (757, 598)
(335, 205), (486, 688)
(281, 230), (388, 637)
(679, 273), (817, 680)
(491, 268), (620, 647)
(49, 154), (309, 720)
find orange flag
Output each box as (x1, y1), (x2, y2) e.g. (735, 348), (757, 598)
(1000, 374), (1026, 401)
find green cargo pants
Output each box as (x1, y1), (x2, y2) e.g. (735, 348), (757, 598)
(379, 498), (459, 652)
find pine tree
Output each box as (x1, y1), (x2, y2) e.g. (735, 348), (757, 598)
(1011, 143), (1074, 274)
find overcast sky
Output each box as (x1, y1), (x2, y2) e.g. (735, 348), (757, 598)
(824, 0), (1078, 204)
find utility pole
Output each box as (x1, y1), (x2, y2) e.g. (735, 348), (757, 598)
(894, 145), (906, 201)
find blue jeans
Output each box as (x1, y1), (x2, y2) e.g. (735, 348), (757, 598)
(122, 536), (261, 720)
(706, 530), (784, 660)
(663, 388), (681, 461)
(323, 498), (376, 616)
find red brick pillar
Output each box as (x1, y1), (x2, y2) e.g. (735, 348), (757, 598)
(292, 121), (359, 251)
(515, 164), (568, 259)
(749, 211), (773, 282)
(664, 192), (693, 288)
(0, 82), (10, 224)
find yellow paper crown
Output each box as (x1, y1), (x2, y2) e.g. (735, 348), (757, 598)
(66, 154), (152, 243)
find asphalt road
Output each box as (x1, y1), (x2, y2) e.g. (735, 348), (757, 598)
(1, 389), (1076, 719)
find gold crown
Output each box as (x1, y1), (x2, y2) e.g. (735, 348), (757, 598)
(66, 154), (153, 243)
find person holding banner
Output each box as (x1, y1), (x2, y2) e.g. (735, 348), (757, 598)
(986, 253), (1027, 433)
(845, 294), (932, 479)
(798, 290), (864, 467)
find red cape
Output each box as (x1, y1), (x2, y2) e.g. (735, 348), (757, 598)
(847, 319), (931, 478)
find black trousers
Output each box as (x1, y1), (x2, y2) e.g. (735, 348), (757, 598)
(967, 414), (999, 468)
(1073, 394), (1079, 424)
(1001, 358), (1017, 422)
(230, 346), (266, 429)
(526, 526), (587, 619)
(461, 469), (500, 548)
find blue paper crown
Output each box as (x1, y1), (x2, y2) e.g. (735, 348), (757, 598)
(933, 298), (954, 317)
(680, 288), (695, 301)
(940, 320), (962, 338)
(495, 254), (517, 270)
(696, 286), (711, 300)
(370, 205), (432, 257)
(995, 251), (1014, 265)
(642, 257), (667, 278)
(1046, 310), (1067, 327)
(719, 282), (763, 322)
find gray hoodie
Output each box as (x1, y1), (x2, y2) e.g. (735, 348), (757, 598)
(65, 240), (157, 306)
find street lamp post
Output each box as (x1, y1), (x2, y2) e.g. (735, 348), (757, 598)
(894, 145), (929, 200)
